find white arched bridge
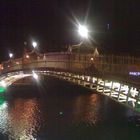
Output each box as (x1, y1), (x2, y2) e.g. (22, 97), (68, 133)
(0, 51), (140, 112)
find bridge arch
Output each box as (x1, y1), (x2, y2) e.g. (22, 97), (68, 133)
(0, 52), (140, 112)
(0, 70), (40, 88)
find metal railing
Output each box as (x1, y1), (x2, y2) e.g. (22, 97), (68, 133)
(1, 52), (140, 82)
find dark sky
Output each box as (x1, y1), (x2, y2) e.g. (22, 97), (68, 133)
(0, 0), (139, 61)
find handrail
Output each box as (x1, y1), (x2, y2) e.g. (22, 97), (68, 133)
(1, 52), (140, 85)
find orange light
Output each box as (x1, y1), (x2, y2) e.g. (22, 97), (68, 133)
(0, 65), (3, 70)
(26, 55), (29, 59)
(90, 58), (94, 61)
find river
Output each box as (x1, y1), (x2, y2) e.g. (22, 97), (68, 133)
(0, 76), (140, 140)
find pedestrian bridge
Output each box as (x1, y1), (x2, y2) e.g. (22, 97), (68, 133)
(0, 52), (140, 112)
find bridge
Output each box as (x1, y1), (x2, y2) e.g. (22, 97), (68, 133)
(0, 50), (140, 112)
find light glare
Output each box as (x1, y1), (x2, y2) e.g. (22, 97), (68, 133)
(91, 58), (94, 61)
(9, 53), (13, 58)
(32, 71), (38, 80)
(26, 55), (29, 58)
(78, 24), (88, 38)
(32, 42), (37, 48)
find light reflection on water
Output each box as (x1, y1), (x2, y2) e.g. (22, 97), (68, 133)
(0, 77), (139, 140)
(0, 98), (8, 135)
(8, 99), (40, 140)
(0, 97), (40, 139)
(73, 94), (101, 126)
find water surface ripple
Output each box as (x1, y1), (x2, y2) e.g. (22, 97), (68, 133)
(0, 76), (139, 140)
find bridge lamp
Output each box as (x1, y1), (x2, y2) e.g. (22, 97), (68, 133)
(32, 41), (37, 49)
(78, 24), (89, 39)
(68, 24), (89, 52)
(90, 57), (94, 61)
(16, 62), (20, 65)
(26, 54), (30, 59)
(9, 53), (13, 59)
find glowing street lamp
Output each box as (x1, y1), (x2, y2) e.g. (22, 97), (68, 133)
(32, 41), (37, 49)
(9, 53), (13, 59)
(26, 54), (30, 59)
(68, 24), (89, 52)
(78, 24), (89, 39)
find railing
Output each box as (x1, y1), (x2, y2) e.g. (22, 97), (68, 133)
(1, 52), (140, 83)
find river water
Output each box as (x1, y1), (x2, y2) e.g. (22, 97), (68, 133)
(0, 76), (140, 140)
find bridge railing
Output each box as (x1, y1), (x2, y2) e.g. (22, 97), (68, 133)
(94, 55), (140, 76)
(1, 52), (140, 79)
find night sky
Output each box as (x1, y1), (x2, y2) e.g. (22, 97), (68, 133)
(0, 0), (139, 62)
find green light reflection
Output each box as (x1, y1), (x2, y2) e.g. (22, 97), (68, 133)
(0, 96), (6, 106)
(0, 86), (6, 94)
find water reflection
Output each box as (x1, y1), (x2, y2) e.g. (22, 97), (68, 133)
(0, 97), (8, 135)
(0, 96), (7, 107)
(73, 94), (101, 126)
(8, 99), (40, 139)
(0, 97), (41, 139)
(0, 76), (139, 139)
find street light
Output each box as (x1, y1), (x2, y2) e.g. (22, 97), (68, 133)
(26, 54), (30, 59)
(78, 24), (89, 39)
(68, 24), (89, 52)
(9, 53), (13, 59)
(32, 41), (37, 49)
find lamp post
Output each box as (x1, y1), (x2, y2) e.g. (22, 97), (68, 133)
(68, 24), (89, 52)
(8, 53), (13, 69)
(32, 41), (37, 49)
(78, 24), (89, 39)
(31, 41), (41, 61)
(9, 53), (13, 59)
